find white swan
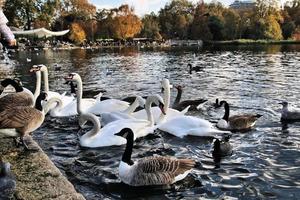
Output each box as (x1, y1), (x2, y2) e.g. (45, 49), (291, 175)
(158, 115), (229, 138)
(100, 95), (146, 126)
(132, 79), (189, 124)
(78, 95), (165, 148)
(49, 73), (96, 117)
(30, 65), (75, 108)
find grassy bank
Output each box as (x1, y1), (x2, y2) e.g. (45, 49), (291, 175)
(204, 39), (300, 45)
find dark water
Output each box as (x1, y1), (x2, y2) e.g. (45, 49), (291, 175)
(1, 45), (300, 199)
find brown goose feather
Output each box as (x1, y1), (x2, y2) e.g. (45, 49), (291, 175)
(0, 92), (34, 112)
(129, 156), (195, 186)
(0, 106), (44, 134)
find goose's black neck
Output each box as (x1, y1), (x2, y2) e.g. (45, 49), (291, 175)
(174, 87), (182, 105)
(222, 102), (230, 121)
(122, 130), (134, 165)
(35, 95), (44, 111)
(70, 82), (76, 94)
(1, 79), (23, 92)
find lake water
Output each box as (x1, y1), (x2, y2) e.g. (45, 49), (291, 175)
(1, 45), (300, 199)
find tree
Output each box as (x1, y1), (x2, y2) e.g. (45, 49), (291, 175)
(69, 22), (86, 44)
(222, 9), (241, 40)
(208, 15), (224, 40)
(190, 2), (212, 40)
(96, 5), (142, 40)
(159, 0), (194, 39)
(140, 13), (162, 40)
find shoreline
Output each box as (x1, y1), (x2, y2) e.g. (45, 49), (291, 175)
(0, 135), (85, 200)
(204, 39), (300, 46)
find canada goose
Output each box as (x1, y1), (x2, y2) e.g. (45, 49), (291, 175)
(0, 92), (47, 150)
(188, 63), (203, 74)
(212, 135), (233, 158)
(114, 128), (195, 186)
(217, 101), (262, 131)
(214, 98), (222, 108)
(0, 78), (22, 95)
(172, 85), (207, 111)
(279, 101), (300, 121)
(0, 78), (34, 112)
(0, 159), (16, 199)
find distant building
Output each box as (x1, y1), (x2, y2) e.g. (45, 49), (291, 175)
(229, 0), (255, 10)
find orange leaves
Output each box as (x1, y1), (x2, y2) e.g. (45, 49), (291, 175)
(69, 22), (86, 44)
(111, 14), (142, 39)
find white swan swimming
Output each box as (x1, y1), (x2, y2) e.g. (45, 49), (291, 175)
(78, 95), (166, 148)
(131, 79), (189, 124)
(100, 95), (146, 126)
(30, 65), (75, 109)
(158, 115), (229, 138)
(48, 73), (96, 117)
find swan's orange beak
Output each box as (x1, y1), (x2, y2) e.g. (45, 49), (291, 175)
(159, 102), (166, 115)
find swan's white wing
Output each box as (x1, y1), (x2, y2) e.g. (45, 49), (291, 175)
(87, 99), (129, 114)
(158, 116), (214, 138)
(52, 98), (95, 117)
(132, 107), (186, 124)
(101, 111), (134, 126)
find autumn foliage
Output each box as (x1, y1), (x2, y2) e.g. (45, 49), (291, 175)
(69, 22), (86, 44)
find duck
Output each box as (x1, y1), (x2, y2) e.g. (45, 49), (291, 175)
(0, 92), (47, 150)
(279, 101), (300, 121)
(0, 159), (16, 199)
(0, 78), (35, 112)
(132, 79), (189, 124)
(212, 134), (233, 158)
(158, 114), (229, 138)
(188, 63), (203, 74)
(78, 95), (165, 148)
(100, 96), (146, 126)
(114, 128), (195, 186)
(30, 64), (75, 109)
(172, 85), (207, 111)
(217, 101), (262, 131)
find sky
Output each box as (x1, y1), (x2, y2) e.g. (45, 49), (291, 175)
(90, 0), (286, 16)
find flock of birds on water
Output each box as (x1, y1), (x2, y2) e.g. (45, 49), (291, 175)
(0, 63), (300, 198)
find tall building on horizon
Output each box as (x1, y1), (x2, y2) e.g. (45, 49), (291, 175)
(229, 0), (256, 10)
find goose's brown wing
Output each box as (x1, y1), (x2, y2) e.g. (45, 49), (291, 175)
(0, 107), (41, 129)
(0, 93), (33, 112)
(229, 114), (259, 130)
(130, 156), (195, 186)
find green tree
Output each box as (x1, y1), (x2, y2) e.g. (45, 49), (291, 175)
(140, 12), (162, 40)
(158, 0), (194, 39)
(222, 9), (241, 40)
(190, 2), (212, 40)
(208, 15), (224, 40)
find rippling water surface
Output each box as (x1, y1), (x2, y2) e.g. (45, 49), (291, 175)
(1, 45), (300, 199)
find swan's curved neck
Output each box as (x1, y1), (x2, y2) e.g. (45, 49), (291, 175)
(81, 114), (101, 138)
(222, 102), (230, 121)
(34, 71), (41, 100)
(44, 97), (62, 114)
(145, 97), (156, 126)
(123, 98), (139, 114)
(75, 78), (83, 114)
(174, 88), (182, 105)
(122, 130), (134, 165)
(163, 84), (170, 110)
(42, 68), (49, 93)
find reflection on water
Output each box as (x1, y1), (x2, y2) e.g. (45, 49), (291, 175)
(1, 45), (300, 199)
